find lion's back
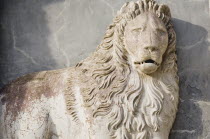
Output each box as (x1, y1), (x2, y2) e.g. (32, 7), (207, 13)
(0, 68), (75, 138)
(0, 68), (72, 120)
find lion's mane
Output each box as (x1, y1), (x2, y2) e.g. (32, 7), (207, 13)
(65, 0), (179, 138)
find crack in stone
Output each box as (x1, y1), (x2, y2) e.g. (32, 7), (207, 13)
(178, 67), (210, 76)
(53, 34), (70, 67)
(100, 0), (115, 17)
(55, 0), (68, 20)
(188, 84), (200, 90)
(209, 0), (210, 15)
(193, 100), (210, 106)
(171, 129), (196, 134)
(88, 2), (94, 15)
(55, 0), (71, 22)
(11, 25), (39, 66)
(50, 0), (72, 67)
(55, 23), (67, 34)
(177, 36), (206, 50)
(53, 0), (70, 34)
(11, 24), (53, 69)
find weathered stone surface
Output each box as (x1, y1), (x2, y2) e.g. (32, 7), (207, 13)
(0, 0), (210, 138)
(0, 0), (179, 138)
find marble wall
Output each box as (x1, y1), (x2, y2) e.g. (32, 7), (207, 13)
(0, 0), (210, 138)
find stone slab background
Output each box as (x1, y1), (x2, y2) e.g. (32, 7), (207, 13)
(0, 0), (210, 138)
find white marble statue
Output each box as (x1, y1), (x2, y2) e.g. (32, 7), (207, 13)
(0, 0), (179, 138)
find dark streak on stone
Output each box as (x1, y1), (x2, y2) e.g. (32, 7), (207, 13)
(0, 68), (70, 121)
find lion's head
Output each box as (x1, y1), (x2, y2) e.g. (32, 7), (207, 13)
(124, 11), (168, 74)
(112, 0), (176, 75)
(68, 0), (178, 138)
(78, 0), (177, 79)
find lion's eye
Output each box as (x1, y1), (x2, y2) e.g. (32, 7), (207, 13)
(131, 28), (142, 34)
(156, 28), (167, 36)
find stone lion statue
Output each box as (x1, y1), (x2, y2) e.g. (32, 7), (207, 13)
(0, 0), (179, 138)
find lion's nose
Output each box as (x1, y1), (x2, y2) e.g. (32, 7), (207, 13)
(144, 46), (158, 52)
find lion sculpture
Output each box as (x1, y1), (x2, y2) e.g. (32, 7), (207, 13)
(0, 0), (179, 138)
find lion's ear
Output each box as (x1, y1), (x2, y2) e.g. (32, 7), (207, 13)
(118, 2), (129, 14)
(158, 4), (171, 18)
(118, 1), (139, 15)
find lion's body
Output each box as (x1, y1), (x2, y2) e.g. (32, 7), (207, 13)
(0, 66), (178, 139)
(0, 68), (70, 139)
(0, 0), (179, 138)
(0, 68), (106, 139)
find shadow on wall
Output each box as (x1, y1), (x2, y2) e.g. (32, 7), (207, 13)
(169, 18), (210, 139)
(0, 0), (64, 88)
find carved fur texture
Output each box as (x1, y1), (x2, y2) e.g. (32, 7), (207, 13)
(66, 0), (179, 138)
(0, 0), (178, 139)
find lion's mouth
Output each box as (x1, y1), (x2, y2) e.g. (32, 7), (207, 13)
(134, 59), (159, 66)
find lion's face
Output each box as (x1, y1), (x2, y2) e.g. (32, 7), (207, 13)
(124, 12), (168, 74)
